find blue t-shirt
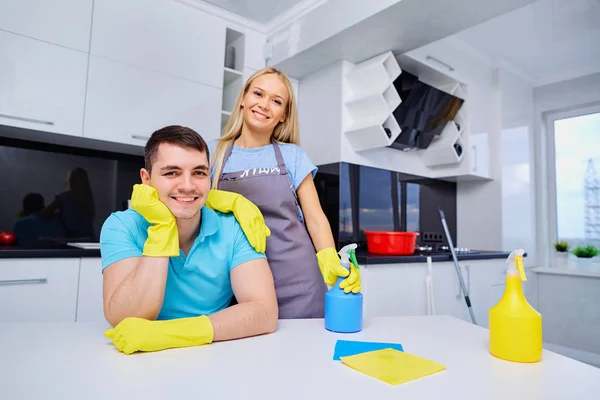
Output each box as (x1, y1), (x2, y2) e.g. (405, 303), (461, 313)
(99, 206), (265, 320)
(208, 141), (317, 191)
(208, 140), (318, 220)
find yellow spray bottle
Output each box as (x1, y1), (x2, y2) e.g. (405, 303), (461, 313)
(489, 249), (542, 363)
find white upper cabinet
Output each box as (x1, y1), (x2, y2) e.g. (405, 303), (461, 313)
(90, 0), (225, 87)
(243, 29), (267, 71)
(84, 56), (221, 146)
(0, 30), (87, 136)
(0, 0), (93, 52)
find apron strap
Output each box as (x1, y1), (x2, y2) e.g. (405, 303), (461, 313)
(271, 137), (287, 170)
(271, 138), (301, 209)
(216, 139), (236, 189)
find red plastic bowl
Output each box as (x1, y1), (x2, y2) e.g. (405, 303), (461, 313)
(364, 231), (420, 255)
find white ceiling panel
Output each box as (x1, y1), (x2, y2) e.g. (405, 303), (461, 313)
(453, 0), (600, 85)
(201, 0), (307, 24)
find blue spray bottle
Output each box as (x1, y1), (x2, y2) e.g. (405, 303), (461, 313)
(324, 243), (363, 333)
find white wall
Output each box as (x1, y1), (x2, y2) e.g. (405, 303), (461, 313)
(533, 72), (600, 268)
(297, 62), (344, 166)
(451, 49), (501, 251)
(499, 69), (536, 265)
(535, 271), (600, 366)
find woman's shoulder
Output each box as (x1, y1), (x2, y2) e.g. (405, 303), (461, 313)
(276, 142), (308, 158)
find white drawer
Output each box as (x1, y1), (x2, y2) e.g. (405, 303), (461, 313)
(0, 259), (80, 322)
(76, 258), (106, 322)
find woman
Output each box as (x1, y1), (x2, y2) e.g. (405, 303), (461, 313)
(208, 67), (361, 319)
(41, 167), (96, 241)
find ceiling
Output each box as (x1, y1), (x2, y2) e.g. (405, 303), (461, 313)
(201, 0), (308, 24)
(452, 0), (600, 86)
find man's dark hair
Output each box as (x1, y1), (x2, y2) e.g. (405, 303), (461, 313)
(144, 125), (210, 172)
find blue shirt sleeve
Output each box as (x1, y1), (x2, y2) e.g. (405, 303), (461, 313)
(291, 145), (318, 189)
(230, 221), (266, 270)
(99, 213), (143, 271)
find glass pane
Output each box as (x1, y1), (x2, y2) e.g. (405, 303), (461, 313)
(339, 163), (353, 241)
(406, 182), (420, 232)
(358, 165), (394, 233)
(554, 111), (600, 248)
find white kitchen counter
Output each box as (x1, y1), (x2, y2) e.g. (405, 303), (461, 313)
(0, 316), (598, 399)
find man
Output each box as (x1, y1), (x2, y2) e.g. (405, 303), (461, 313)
(100, 125), (277, 355)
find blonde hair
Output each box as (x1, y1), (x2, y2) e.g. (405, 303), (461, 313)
(210, 67), (299, 189)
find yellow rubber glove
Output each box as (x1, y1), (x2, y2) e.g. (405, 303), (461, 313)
(131, 184), (179, 257)
(104, 315), (214, 355)
(316, 248), (346, 283)
(339, 262), (361, 294)
(205, 189), (271, 253)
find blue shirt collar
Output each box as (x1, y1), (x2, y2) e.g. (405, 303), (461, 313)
(196, 206), (219, 242)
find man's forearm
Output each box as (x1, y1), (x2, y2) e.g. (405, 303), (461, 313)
(105, 257), (169, 326)
(208, 300), (278, 341)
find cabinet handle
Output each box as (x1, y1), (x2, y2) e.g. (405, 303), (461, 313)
(0, 112), (54, 126)
(130, 134), (150, 141)
(471, 145), (477, 172)
(0, 278), (48, 286)
(426, 55), (455, 72)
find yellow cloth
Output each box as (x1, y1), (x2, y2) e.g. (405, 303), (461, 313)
(130, 184), (179, 257)
(340, 348), (446, 386)
(104, 315), (214, 355)
(205, 189), (271, 253)
(316, 247), (362, 293)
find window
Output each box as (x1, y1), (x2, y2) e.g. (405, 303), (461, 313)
(548, 106), (600, 252)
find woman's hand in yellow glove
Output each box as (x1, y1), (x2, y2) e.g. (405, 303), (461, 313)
(339, 262), (361, 294)
(104, 315), (214, 355)
(316, 248), (362, 293)
(130, 184), (179, 257)
(205, 189), (270, 253)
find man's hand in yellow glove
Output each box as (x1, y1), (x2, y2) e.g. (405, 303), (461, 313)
(104, 315), (214, 355)
(131, 184), (179, 257)
(205, 189), (270, 253)
(316, 247), (362, 294)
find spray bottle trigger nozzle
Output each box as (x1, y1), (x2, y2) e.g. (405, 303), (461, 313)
(516, 256), (527, 281)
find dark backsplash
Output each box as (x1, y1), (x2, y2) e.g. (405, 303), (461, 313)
(0, 136), (143, 244)
(314, 162), (457, 252)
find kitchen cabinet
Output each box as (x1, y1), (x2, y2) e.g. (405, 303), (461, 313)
(0, 258), (80, 322)
(466, 133), (491, 179)
(362, 259), (508, 327)
(0, 30), (88, 136)
(460, 259), (507, 328)
(361, 263), (427, 318)
(0, 0), (93, 52)
(242, 28), (267, 71)
(90, 0), (225, 87)
(84, 56), (222, 146)
(76, 258), (105, 323)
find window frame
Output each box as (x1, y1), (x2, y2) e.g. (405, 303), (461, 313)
(544, 103), (600, 264)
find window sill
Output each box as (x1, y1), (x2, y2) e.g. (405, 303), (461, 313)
(532, 264), (600, 279)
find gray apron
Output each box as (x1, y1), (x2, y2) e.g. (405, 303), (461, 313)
(217, 139), (327, 319)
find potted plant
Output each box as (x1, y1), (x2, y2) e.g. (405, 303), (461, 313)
(571, 245), (600, 268)
(553, 240), (569, 268)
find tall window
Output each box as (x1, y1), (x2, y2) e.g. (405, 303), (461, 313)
(551, 108), (600, 249)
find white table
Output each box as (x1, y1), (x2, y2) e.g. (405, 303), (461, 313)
(1, 316), (598, 399)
